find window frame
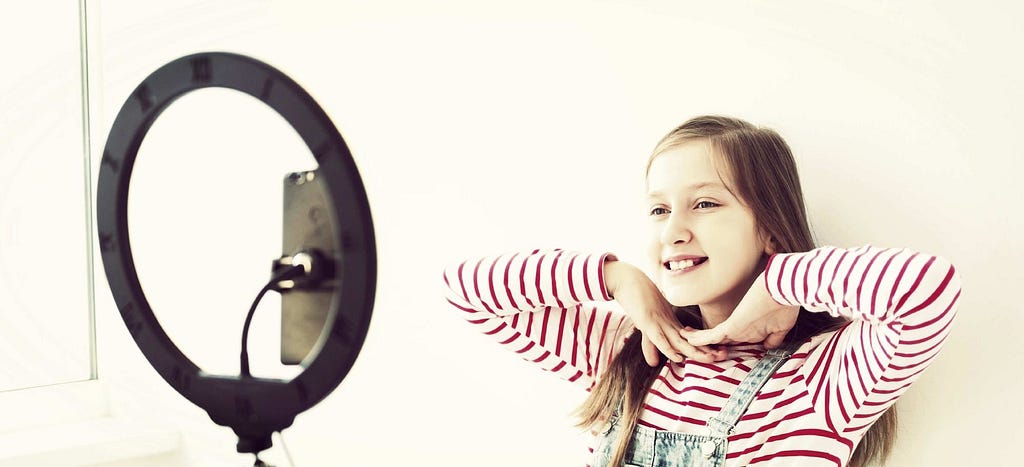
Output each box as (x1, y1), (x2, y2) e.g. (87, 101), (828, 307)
(0, 0), (106, 441)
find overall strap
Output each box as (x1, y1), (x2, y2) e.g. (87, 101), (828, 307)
(706, 341), (803, 437)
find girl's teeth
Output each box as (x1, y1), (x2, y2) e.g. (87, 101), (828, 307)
(670, 259), (696, 270)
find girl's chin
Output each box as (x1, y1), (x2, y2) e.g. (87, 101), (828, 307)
(661, 289), (703, 308)
(660, 280), (727, 309)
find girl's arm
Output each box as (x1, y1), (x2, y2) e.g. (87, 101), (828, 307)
(764, 245), (961, 436)
(441, 249), (633, 389)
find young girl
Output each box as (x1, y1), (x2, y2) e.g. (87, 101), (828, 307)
(442, 115), (960, 466)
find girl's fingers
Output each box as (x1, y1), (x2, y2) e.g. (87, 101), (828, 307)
(664, 323), (698, 357)
(666, 327), (723, 362)
(764, 330), (787, 349)
(679, 328), (727, 361)
(639, 326), (730, 365)
(685, 328), (726, 347)
(673, 338), (718, 363)
(641, 334), (661, 367)
(650, 329), (685, 363)
(659, 321), (727, 363)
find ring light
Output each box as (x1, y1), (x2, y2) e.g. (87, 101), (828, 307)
(96, 52), (376, 455)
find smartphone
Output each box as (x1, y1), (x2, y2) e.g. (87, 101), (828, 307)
(280, 170), (339, 365)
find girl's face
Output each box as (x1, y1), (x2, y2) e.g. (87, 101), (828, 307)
(645, 141), (773, 314)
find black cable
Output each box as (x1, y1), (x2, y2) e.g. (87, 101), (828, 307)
(241, 264), (306, 377)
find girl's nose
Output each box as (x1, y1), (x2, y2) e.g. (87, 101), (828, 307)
(661, 212), (693, 245)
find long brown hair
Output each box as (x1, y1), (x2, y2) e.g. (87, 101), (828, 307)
(575, 115), (896, 466)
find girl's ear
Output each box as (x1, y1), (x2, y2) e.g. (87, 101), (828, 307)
(763, 235), (777, 255)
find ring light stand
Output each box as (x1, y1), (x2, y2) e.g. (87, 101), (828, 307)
(96, 52), (376, 458)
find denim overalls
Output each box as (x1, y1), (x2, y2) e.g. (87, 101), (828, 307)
(591, 345), (799, 467)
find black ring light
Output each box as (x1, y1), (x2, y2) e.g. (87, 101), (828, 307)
(96, 52), (376, 455)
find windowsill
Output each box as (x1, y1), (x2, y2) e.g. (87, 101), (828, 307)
(0, 416), (180, 467)
(0, 380), (181, 466)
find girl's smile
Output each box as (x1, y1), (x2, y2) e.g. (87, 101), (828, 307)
(663, 256), (708, 274)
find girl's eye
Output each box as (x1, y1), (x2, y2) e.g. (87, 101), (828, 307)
(649, 207), (669, 216)
(695, 200), (719, 210)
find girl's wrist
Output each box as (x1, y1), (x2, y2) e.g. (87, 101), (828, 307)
(602, 258), (636, 300)
(603, 259), (622, 299)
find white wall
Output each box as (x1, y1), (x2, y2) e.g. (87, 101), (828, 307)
(86, 0), (1022, 465)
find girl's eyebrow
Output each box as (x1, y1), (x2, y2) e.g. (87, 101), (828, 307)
(646, 181), (728, 199)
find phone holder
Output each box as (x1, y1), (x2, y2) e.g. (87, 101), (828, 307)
(95, 52), (376, 455)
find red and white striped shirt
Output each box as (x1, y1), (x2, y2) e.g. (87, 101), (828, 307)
(442, 245), (961, 466)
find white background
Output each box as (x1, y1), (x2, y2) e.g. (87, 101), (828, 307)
(18, 0), (1024, 465)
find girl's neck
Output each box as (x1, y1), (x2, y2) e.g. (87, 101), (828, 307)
(697, 274), (759, 329)
(698, 262), (769, 330)
(698, 303), (732, 329)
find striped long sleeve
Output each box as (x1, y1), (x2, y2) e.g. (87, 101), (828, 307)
(764, 245), (962, 437)
(444, 245), (961, 465)
(442, 249), (632, 389)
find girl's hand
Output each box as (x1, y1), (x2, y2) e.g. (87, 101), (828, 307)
(685, 271), (801, 349)
(604, 260), (726, 366)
